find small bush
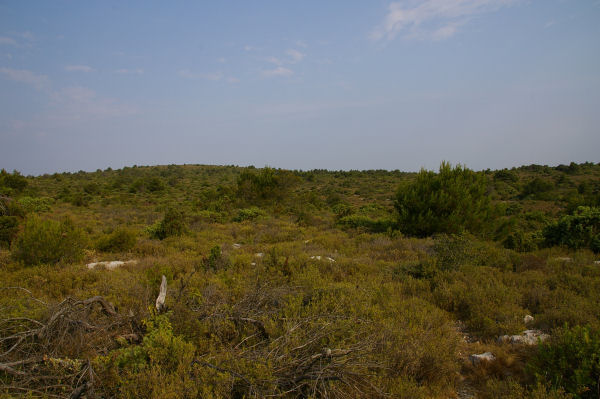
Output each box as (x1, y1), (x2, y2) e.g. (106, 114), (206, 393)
(0, 215), (19, 248)
(337, 214), (395, 233)
(12, 216), (87, 265)
(494, 169), (519, 183)
(97, 228), (137, 252)
(16, 196), (53, 213)
(521, 178), (554, 200)
(528, 325), (600, 398)
(0, 169), (28, 194)
(543, 206), (600, 253)
(395, 162), (493, 237)
(148, 208), (187, 240)
(233, 206), (265, 222)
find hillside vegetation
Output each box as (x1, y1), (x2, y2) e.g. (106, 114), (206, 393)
(0, 162), (599, 398)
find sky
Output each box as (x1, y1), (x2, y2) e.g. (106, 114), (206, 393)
(1, 0), (599, 175)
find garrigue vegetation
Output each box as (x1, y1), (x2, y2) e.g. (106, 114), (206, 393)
(0, 162), (599, 398)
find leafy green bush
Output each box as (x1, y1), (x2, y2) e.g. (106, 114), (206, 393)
(233, 206), (265, 222)
(12, 216), (87, 265)
(394, 162), (493, 237)
(543, 206), (600, 253)
(97, 228), (137, 252)
(0, 169), (28, 194)
(16, 196), (53, 213)
(95, 314), (197, 397)
(148, 208), (187, 240)
(528, 325), (600, 398)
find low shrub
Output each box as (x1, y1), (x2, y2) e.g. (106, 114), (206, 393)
(233, 206), (265, 222)
(97, 228), (137, 252)
(528, 325), (600, 398)
(543, 206), (600, 253)
(0, 215), (19, 248)
(148, 208), (187, 240)
(12, 216), (87, 265)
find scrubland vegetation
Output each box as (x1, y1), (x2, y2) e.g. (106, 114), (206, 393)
(0, 162), (599, 398)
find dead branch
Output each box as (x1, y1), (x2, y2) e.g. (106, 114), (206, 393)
(156, 275), (167, 313)
(0, 291), (134, 398)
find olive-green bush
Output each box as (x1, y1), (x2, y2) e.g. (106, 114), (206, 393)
(12, 216), (87, 265)
(97, 228), (137, 252)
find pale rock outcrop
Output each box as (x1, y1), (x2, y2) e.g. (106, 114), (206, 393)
(87, 260), (137, 270)
(523, 315), (534, 324)
(498, 329), (549, 345)
(469, 352), (495, 366)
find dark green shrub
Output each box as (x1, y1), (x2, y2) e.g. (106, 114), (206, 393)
(0, 215), (19, 248)
(83, 182), (101, 194)
(543, 207), (600, 253)
(502, 230), (539, 252)
(337, 214), (395, 233)
(148, 208), (187, 240)
(97, 228), (137, 252)
(494, 169), (518, 183)
(0, 169), (28, 194)
(528, 325), (600, 398)
(236, 167), (299, 204)
(521, 178), (554, 200)
(12, 216), (87, 265)
(394, 162), (493, 237)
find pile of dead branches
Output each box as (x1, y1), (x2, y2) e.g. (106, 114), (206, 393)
(0, 288), (138, 398)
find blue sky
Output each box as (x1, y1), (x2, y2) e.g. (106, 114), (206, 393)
(1, 0), (599, 175)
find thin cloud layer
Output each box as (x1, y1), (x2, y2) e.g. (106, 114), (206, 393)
(371, 0), (519, 41)
(0, 67), (48, 90)
(65, 65), (95, 72)
(0, 37), (17, 46)
(262, 66), (293, 77)
(115, 68), (144, 75)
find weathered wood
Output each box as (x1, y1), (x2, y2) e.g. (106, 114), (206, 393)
(155, 275), (167, 312)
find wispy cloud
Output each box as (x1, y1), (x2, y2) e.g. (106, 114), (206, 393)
(0, 67), (48, 90)
(266, 56), (283, 66)
(262, 66), (293, 77)
(0, 37), (17, 46)
(49, 86), (138, 121)
(261, 48), (305, 77)
(286, 49), (305, 63)
(65, 65), (95, 73)
(371, 0), (519, 41)
(178, 69), (224, 81)
(115, 68), (144, 75)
